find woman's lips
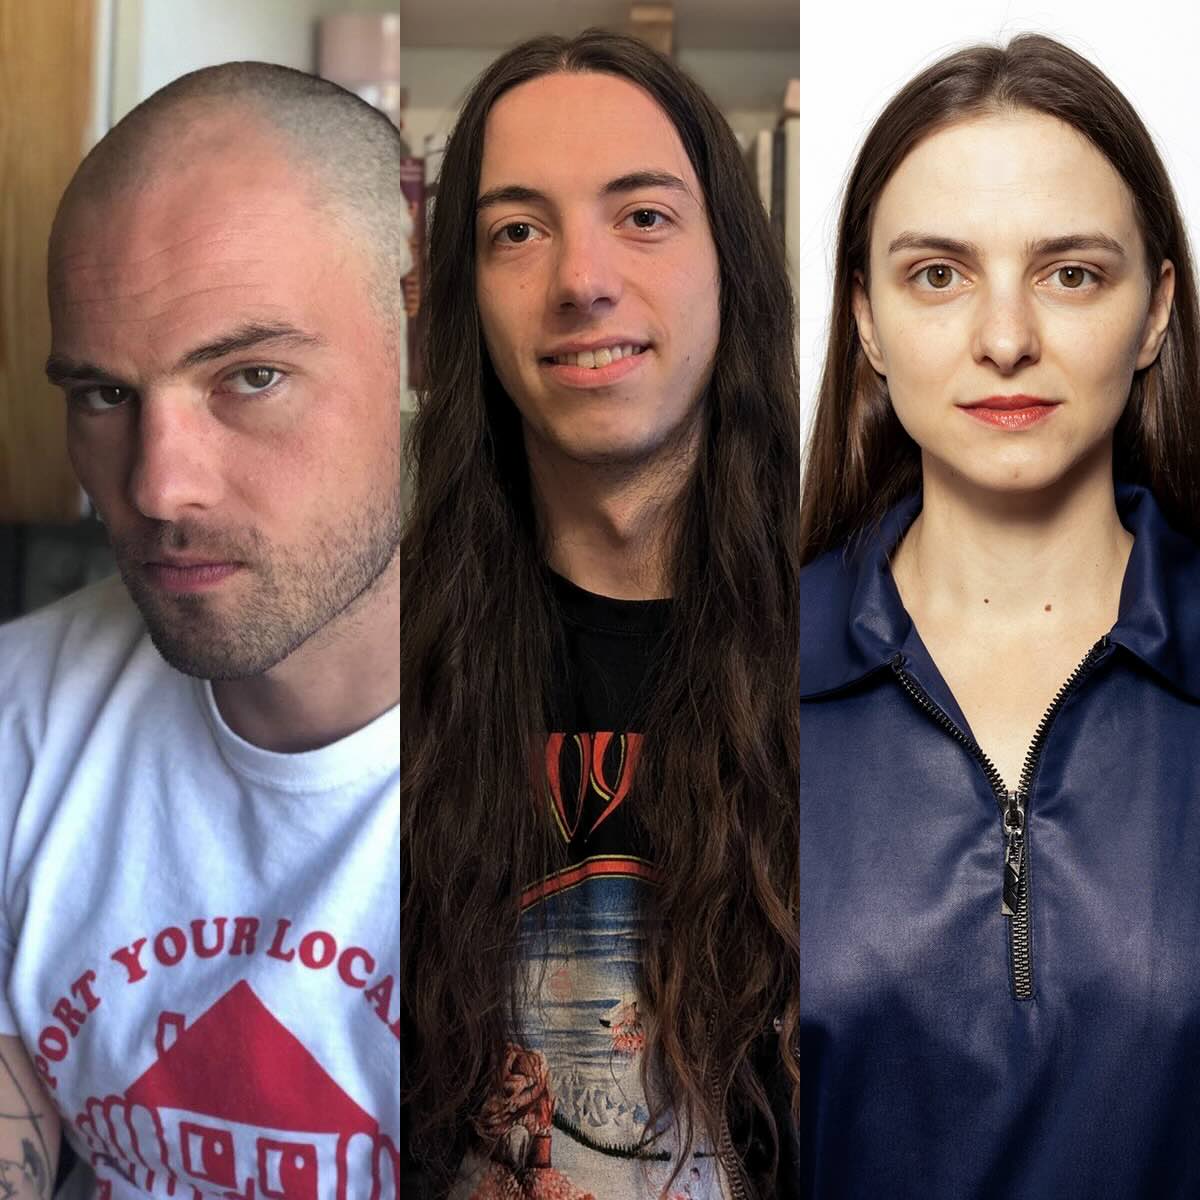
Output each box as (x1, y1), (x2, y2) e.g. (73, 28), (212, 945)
(960, 401), (1059, 430)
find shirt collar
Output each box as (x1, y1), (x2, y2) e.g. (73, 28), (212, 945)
(800, 483), (1200, 701)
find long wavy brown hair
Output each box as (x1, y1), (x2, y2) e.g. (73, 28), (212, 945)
(801, 33), (1200, 564)
(401, 29), (800, 1197)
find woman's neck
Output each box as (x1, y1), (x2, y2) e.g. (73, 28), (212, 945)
(890, 451), (1133, 639)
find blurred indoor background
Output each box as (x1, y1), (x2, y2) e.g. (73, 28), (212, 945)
(0, 0), (798, 620)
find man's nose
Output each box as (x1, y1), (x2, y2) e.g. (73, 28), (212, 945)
(550, 222), (623, 313)
(127, 392), (223, 521)
(971, 282), (1041, 374)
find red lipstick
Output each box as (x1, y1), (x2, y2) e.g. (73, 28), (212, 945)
(959, 395), (1059, 430)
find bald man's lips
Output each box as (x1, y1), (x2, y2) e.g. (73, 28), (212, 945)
(144, 559), (242, 594)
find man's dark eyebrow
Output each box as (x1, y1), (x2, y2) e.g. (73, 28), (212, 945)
(44, 355), (125, 387)
(476, 170), (693, 214)
(176, 321), (325, 369)
(44, 322), (324, 387)
(887, 231), (1128, 258)
(601, 170), (692, 199)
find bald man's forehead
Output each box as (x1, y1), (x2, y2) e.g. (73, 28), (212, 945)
(64, 100), (276, 198)
(48, 74), (406, 349)
(51, 132), (337, 281)
(51, 208), (302, 322)
(47, 163), (379, 380)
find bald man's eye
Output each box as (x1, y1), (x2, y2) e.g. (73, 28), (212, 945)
(225, 366), (284, 395)
(69, 385), (135, 413)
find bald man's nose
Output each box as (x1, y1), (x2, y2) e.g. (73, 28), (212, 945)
(128, 395), (224, 521)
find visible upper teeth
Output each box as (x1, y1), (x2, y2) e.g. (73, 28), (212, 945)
(552, 344), (644, 367)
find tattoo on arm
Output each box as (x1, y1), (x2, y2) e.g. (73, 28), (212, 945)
(0, 1051), (51, 1200)
(0, 1140), (46, 1200)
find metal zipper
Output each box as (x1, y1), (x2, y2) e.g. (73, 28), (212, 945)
(892, 636), (1109, 1000)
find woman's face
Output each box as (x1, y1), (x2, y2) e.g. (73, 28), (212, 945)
(853, 109), (1174, 495)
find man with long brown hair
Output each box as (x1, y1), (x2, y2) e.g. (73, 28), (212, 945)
(401, 29), (799, 1200)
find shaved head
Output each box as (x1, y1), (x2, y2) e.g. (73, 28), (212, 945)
(46, 62), (409, 686)
(51, 60), (408, 333)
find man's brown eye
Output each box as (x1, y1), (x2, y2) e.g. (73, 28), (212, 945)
(90, 386), (130, 406)
(71, 385), (133, 412)
(1057, 267), (1087, 288)
(227, 367), (282, 395)
(925, 265), (953, 289)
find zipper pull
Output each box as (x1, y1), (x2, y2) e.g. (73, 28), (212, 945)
(1002, 790), (1025, 916)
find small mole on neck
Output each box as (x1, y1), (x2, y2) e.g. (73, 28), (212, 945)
(1044, 603), (1052, 612)
(983, 597), (989, 604)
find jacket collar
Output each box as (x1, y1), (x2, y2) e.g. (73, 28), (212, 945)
(800, 483), (1200, 701)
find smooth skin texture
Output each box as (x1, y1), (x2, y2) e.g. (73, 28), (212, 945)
(852, 110), (1174, 789)
(475, 72), (721, 599)
(47, 109), (403, 754)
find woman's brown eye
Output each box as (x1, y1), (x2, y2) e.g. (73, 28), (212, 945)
(925, 265), (953, 289)
(1057, 266), (1087, 288)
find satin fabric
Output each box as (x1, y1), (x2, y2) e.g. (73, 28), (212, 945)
(800, 485), (1200, 1199)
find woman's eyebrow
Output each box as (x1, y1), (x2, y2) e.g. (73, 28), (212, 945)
(887, 231), (1128, 258)
(1031, 233), (1127, 258)
(887, 232), (978, 257)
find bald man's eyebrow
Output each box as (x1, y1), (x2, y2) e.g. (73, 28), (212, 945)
(476, 169), (693, 213)
(45, 322), (324, 387)
(887, 231), (1128, 258)
(176, 322), (325, 369)
(44, 355), (125, 387)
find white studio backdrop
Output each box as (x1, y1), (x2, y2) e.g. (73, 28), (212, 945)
(798, 0), (1200, 450)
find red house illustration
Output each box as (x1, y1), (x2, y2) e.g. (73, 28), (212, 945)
(74, 981), (398, 1200)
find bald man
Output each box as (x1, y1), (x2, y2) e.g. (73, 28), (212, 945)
(0, 63), (401, 1198)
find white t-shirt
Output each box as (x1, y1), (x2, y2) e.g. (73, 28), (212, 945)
(0, 576), (399, 1199)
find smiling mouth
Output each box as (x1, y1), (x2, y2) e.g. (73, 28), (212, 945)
(540, 344), (648, 369)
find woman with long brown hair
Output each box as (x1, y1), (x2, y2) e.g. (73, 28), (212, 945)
(402, 29), (799, 1200)
(801, 34), (1200, 1199)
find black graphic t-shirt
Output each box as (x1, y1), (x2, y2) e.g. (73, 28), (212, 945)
(448, 575), (732, 1199)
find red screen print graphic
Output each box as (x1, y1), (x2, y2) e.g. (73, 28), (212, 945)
(525, 732), (657, 910)
(544, 733), (643, 843)
(72, 981), (399, 1200)
(463, 1043), (592, 1200)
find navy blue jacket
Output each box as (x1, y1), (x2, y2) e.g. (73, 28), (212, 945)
(800, 484), (1200, 1199)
